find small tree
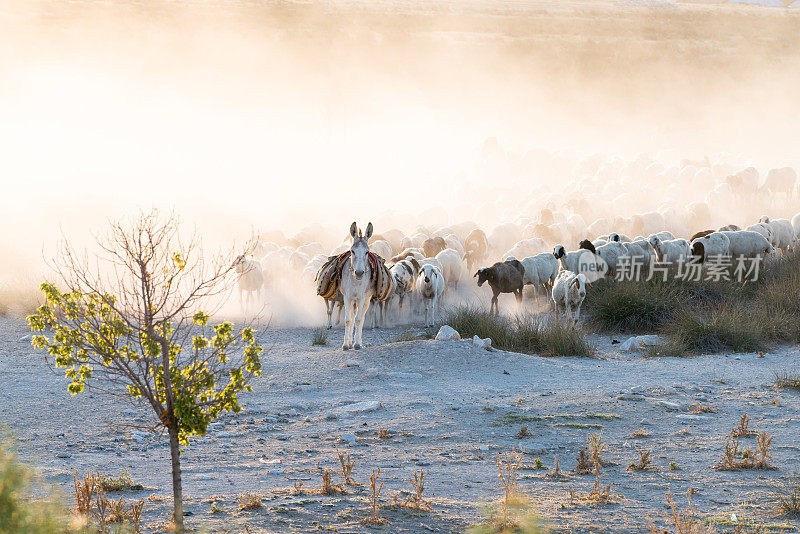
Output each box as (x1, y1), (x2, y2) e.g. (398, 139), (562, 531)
(27, 211), (263, 532)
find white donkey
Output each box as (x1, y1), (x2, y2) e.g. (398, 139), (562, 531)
(340, 221), (376, 350)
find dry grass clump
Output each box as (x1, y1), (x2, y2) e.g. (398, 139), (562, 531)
(545, 456), (564, 479)
(236, 493), (263, 511)
(775, 477), (800, 516)
(319, 468), (346, 496)
(441, 306), (594, 357)
(362, 467), (388, 526)
(96, 468), (142, 491)
(291, 480), (304, 496)
(311, 328), (328, 346)
(588, 431), (607, 472)
(775, 370), (800, 390)
(574, 449), (593, 475)
(630, 429), (652, 439)
(688, 403), (716, 414)
(647, 490), (711, 534)
(715, 431), (776, 471)
(628, 449), (653, 471)
(731, 413), (757, 438)
(496, 451), (522, 527)
(392, 470), (432, 511)
(73, 469), (145, 531)
(336, 448), (357, 486)
(378, 428), (391, 439)
(583, 277), (686, 332)
(515, 424), (532, 439)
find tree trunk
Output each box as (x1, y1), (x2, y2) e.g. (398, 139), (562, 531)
(168, 423), (185, 532)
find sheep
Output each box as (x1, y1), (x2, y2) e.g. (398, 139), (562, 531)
(690, 232), (730, 262)
(551, 271), (588, 325)
(761, 167), (797, 197)
(435, 248), (464, 289)
(792, 212), (800, 239)
(390, 248), (424, 263)
(389, 259), (418, 313)
(464, 228), (489, 274)
(232, 254), (265, 312)
(590, 241), (627, 276)
(690, 229), (715, 241)
(718, 224), (741, 232)
(474, 260), (525, 315)
(608, 232), (631, 243)
(520, 253), (559, 302)
(421, 236), (447, 258)
(370, 239), (393, 261)
(419, 257), (444, 274)
(444, 235), (465, 257)
(649, 231), (676, 241)
(762, 218), (797, 253)
(721, 230), (773, 259)
(415, 264), (445, 327)
(649, 236), (691, 264)
(745, 223), (774, 246)
(622, 239), (654, 269)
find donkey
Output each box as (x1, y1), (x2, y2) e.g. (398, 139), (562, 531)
(340, 221), (376, 350)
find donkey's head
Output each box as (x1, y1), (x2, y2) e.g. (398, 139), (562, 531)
(349, 221), (373, 280)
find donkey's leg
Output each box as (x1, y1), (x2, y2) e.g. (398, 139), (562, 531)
(342, 298), (355, 350)
(326, 300), (333, 329)
(354, 297), (369, 350)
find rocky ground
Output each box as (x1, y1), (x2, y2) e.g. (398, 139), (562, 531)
(1, 315), (799, 533)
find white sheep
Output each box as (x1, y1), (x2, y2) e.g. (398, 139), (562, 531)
(721, 230), (773, 259)
(370, 239), (393, 261)
(622, 239), (654, 268)
(520, 253), (559, 302)
(504, 237), (548, 262)
(690, 232), (730, 262)
(761, 167), (797, 197)
(648, 236), (691, 264)
(233, 255), (265, 313)
(551, 270), (588, 324)
(435, 248), (464, 289)
(415, 264), (445, 327)
(746, 223), (774, 246)
(762, 218), (797, 253)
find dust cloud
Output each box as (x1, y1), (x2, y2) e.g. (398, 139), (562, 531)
(1, 0), (798, 321)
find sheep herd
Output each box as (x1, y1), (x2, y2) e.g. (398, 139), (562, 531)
(233, 146), (800, 334)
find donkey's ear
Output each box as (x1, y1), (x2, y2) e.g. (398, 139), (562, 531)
(473, 270), (480, 278)
(365, 222), (373, 239)
(349, 222), (357, 239)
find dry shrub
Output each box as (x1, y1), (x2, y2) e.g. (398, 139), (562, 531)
(775, 370), (800, 390)
(732, 413), (757, 437)
(688, 403), (716, 414)
(588, 431), (607, 473)
(629, 449), (653, 471)
(574, 449), (593, 475)
(319, 468), (346, 496)
(515, 424), (532, 439)
(496, 450), (522, 527)
(776, 477), (800, 516)
(73, 469), (98, 514)
(337, 448), (357, 485)
(715, 432), (776, 471)
(292, 480), (304, 496)
(546, 455), (564, 479)
(236, 493), (263, 511)
(362, 467), (388, 525)
(393, 470), (431, 511)
(586, 475), (614, 504)
(647, 490), (711, 534)
(630, 429), (652, 439)
(378, 428), (391, 439)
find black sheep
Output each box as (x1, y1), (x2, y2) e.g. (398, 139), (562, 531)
(474, 259), (525, 315)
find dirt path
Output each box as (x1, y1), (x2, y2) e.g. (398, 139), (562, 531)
(1, 315), (799, 532)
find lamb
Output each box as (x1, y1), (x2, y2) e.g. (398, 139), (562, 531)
(415, 264), (445, 327)
(474, 259), (525, 315)
(520, 253), (559, 302)
(648, 236), (691, 264)
(551, 270), (588, 325)
(435, 248), (464, 289)
(232, 254), (265, 313)
(690, 232), (730, 262)
(421, 236), (447, 258)
(463, 228), (489, 274)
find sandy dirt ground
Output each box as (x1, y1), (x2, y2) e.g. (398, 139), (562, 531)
(2, 314), (799, 533)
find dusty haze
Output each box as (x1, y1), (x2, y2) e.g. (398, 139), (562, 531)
(1, 0), (799, 317)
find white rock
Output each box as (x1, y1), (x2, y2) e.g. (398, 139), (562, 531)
(344, 359), (360, 367)
(640, 418), (653, 426)
(435, 325), (461, 341)
(477, 445), (489, 451)
(340, 433), (357, 445)
(472, 335), (492, 350)
(657, 401), (682, 411)
(676, 414), (711, 422)
(620, 335), (662, 352)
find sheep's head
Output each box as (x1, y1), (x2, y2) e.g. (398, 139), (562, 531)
(571, 274), (587, 300)
(691, 241), (705, 263)
(474, 268), (492, 287)
(349, 221), (373, 280)
(648, 235), (662, 250)
(553, 245), (566, 259)
(609, 232), (621, 242)
(578, 239), (596, 254)
(759, 215), (770, 224)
